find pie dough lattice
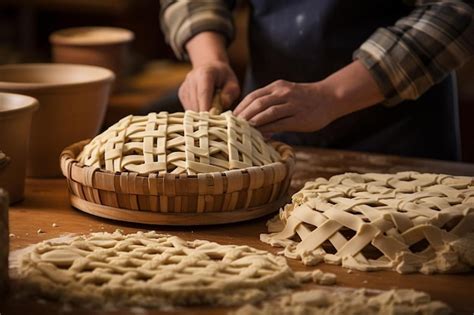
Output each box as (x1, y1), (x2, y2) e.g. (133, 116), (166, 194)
(16, 230), (299, 308)
(261, 171), (474, 274)
(233, 288), (451, 315)
(78, 111), (281, 175)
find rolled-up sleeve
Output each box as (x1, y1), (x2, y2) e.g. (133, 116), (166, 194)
(160, 0), (235, 60)
(354, 1), (474, 106)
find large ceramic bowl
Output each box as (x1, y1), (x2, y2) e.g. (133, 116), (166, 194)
(0, 64), (114, 177)
(0, 93), (38, 203)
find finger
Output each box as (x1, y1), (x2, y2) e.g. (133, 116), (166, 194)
(220, 79), (240, 109)
(238, 94), (285, 122)
(248, 103), (293, 127)
(258, 116), (296, 134)
(188, 77), (200, 112)
(178, 79), (196, 111)
(197, 72), (215, 112)
(261, 132), (274, 140)
(233, 86), (273, 116)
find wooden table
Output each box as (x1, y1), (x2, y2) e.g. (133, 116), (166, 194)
(2, 148), (474, 315)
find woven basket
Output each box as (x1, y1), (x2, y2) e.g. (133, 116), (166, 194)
(60, 139), (295, 225)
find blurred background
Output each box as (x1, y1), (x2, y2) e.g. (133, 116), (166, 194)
(1, 0), (472, 162)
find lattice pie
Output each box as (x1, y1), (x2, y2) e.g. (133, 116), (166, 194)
(16, 230), (300, 308)
(78, 111), (281, 175)
(261, 172), (474, 274)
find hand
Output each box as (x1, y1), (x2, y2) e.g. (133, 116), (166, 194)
(234, 61), (385, 134)
(179, 61), (240, 112)
(234, 80), (336, 133)
(180, 32), (240, 112)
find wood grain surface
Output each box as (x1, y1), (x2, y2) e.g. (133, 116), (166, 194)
(1, 147), (474, 315)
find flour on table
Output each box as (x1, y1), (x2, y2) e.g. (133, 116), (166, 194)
(261, 172), (474, 274)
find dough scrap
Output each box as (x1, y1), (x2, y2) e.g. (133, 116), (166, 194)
(294, 270), (337, 285)
(232, 288), (451, 315)
(78, 111), (281, 175)
(261, 172), (474, 274)
(16, 230), (300, 308)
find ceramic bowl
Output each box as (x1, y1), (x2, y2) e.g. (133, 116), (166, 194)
(0, 93), (38, 202)
(0, 64), (114, 177)
(50, 27), (134, 80)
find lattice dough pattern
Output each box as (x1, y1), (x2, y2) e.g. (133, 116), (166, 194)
(17, 231), (298, 308)
(78, 111), (281, 175)
(233, 288), (451, 315)
(261, 172), (474, 274)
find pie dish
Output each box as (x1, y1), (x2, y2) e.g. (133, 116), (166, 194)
(261, 171), (474, 274)
(61, 111), (294, 225)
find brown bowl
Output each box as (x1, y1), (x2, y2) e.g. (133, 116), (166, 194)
(0, 64), (114, 177)
(0, 93), (38, 202)
(50, 27), (134, 80)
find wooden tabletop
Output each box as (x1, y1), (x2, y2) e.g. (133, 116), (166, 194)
(2, 147), (474, 315)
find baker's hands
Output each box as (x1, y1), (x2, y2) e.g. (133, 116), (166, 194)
(179, 61), (240, 112)
(234, 80), (336, 134)
(234, 61), (385, 134)
(181, 32), (240, 111)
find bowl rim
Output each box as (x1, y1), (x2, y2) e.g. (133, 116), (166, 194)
(0, 63), (115, 90)
(0, 92), (39, 118)
(50, 26), (135, 46)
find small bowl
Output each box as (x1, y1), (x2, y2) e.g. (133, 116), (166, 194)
(50, 27), (134, 80)
(0, 63), (114, 177)
(0, 93), (39, 202)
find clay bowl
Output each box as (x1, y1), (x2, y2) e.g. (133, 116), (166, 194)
(0, 64), (114, 177)
(50, 27), (134, 81)
(0, 93), (38, 203)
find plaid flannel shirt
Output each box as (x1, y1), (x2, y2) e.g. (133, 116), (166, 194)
(160, 0), (474, 106)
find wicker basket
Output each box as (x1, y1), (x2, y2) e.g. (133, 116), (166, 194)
(60, 139), (295, 225)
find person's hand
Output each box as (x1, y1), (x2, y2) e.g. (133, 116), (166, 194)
(179, 61), (240, 112)
(234, 80), (336, 134)
(234, 60), (385, 134)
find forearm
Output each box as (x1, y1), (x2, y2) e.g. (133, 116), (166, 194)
(159, 0), (235, 60)
(319, 60), (384, 121)
(186, 32), (230, 67)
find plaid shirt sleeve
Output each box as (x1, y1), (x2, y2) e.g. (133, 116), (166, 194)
(354, 1), (474, 106)
(160, 0), (235, 60)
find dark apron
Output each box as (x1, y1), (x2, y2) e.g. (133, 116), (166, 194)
(244, 0), (461, 161)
